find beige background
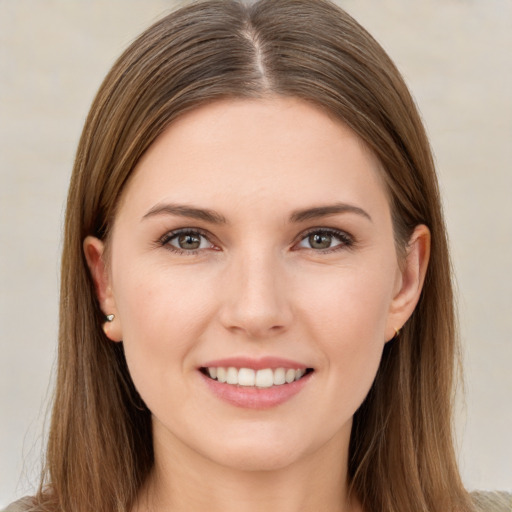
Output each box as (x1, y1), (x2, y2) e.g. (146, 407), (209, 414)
(1, 0), (511, 506)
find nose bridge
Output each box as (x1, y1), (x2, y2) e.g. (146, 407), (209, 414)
(219, 245), (292, 337)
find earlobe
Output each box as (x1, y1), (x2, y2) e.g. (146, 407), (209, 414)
(386, 224), (431, 341)
(83, 236), (122, 342)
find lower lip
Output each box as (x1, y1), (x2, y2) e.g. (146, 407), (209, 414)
(200, 371), (312, 409)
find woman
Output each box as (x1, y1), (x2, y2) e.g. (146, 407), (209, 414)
(4, 0), (507, 511)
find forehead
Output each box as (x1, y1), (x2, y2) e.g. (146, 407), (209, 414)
(117, 97), (390, 222)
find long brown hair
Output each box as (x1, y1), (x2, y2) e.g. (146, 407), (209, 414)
(37, 1), (474, 511)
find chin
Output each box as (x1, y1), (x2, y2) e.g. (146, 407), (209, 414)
(198, 424), (332, 473)
(213, 443), (306, 472)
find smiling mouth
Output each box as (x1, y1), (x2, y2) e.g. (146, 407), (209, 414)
(200, 367), (314, 388)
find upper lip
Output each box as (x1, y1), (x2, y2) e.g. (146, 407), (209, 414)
(200, 356), (310, 371)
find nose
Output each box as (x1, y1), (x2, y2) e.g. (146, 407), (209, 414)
(218, 250), (293, 339)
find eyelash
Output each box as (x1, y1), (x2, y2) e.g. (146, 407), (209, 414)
(158, 227), (354, 256)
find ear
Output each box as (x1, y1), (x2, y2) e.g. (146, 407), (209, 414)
(83, 236), (123, 342)
(385, 224), (431, 342)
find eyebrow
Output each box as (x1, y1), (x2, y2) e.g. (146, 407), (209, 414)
(142, 202), (372, 224)
(289, 203), (372, 223)
(142, 203), (228, 224)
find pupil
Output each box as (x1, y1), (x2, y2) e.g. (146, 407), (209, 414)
(310, 233), (331, 249)
(179, 234), (200, 250)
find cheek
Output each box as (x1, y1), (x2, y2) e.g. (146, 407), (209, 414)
(112, 265), (218, 396)
(296, 260), (396, 342)
(116, 260), (216, 337)
(295, 262), (395, 405)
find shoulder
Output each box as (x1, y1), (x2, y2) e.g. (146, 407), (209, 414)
(471, 491), (512, 511)
(1, 497), (36, 512)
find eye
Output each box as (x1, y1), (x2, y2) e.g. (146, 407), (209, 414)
(160, 229), (215, 254)
(296, 228), (353, 251)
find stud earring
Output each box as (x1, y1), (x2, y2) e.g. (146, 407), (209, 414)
(394, 327), (401, 338)
(103, 314), (115, 336)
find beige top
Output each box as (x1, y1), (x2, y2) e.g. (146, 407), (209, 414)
(471, 491), (512, 511)
(3, 492), (512, 511)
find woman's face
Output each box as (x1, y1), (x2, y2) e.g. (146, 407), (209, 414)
(86, 97), (428, 472)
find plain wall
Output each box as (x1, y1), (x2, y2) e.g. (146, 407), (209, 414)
(1, 0), (511, 506)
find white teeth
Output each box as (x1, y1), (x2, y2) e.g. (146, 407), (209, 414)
(255, 369), (274, 388)
(273, 367), (286, 385)
(205, 367), (308, 387)
(226, 367), (238, 384)
(238, 368), (255, 386)
(285, 369), (296, 383)
(216, 367), (227, 383)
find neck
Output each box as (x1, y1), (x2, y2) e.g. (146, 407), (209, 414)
(132, 420), (362, 512)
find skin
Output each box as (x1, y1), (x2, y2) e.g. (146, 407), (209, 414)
(85, 97), (430, 512)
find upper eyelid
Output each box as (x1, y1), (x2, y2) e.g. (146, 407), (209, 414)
(160, 227), (212, 242)
(298, 226), (349, 236)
